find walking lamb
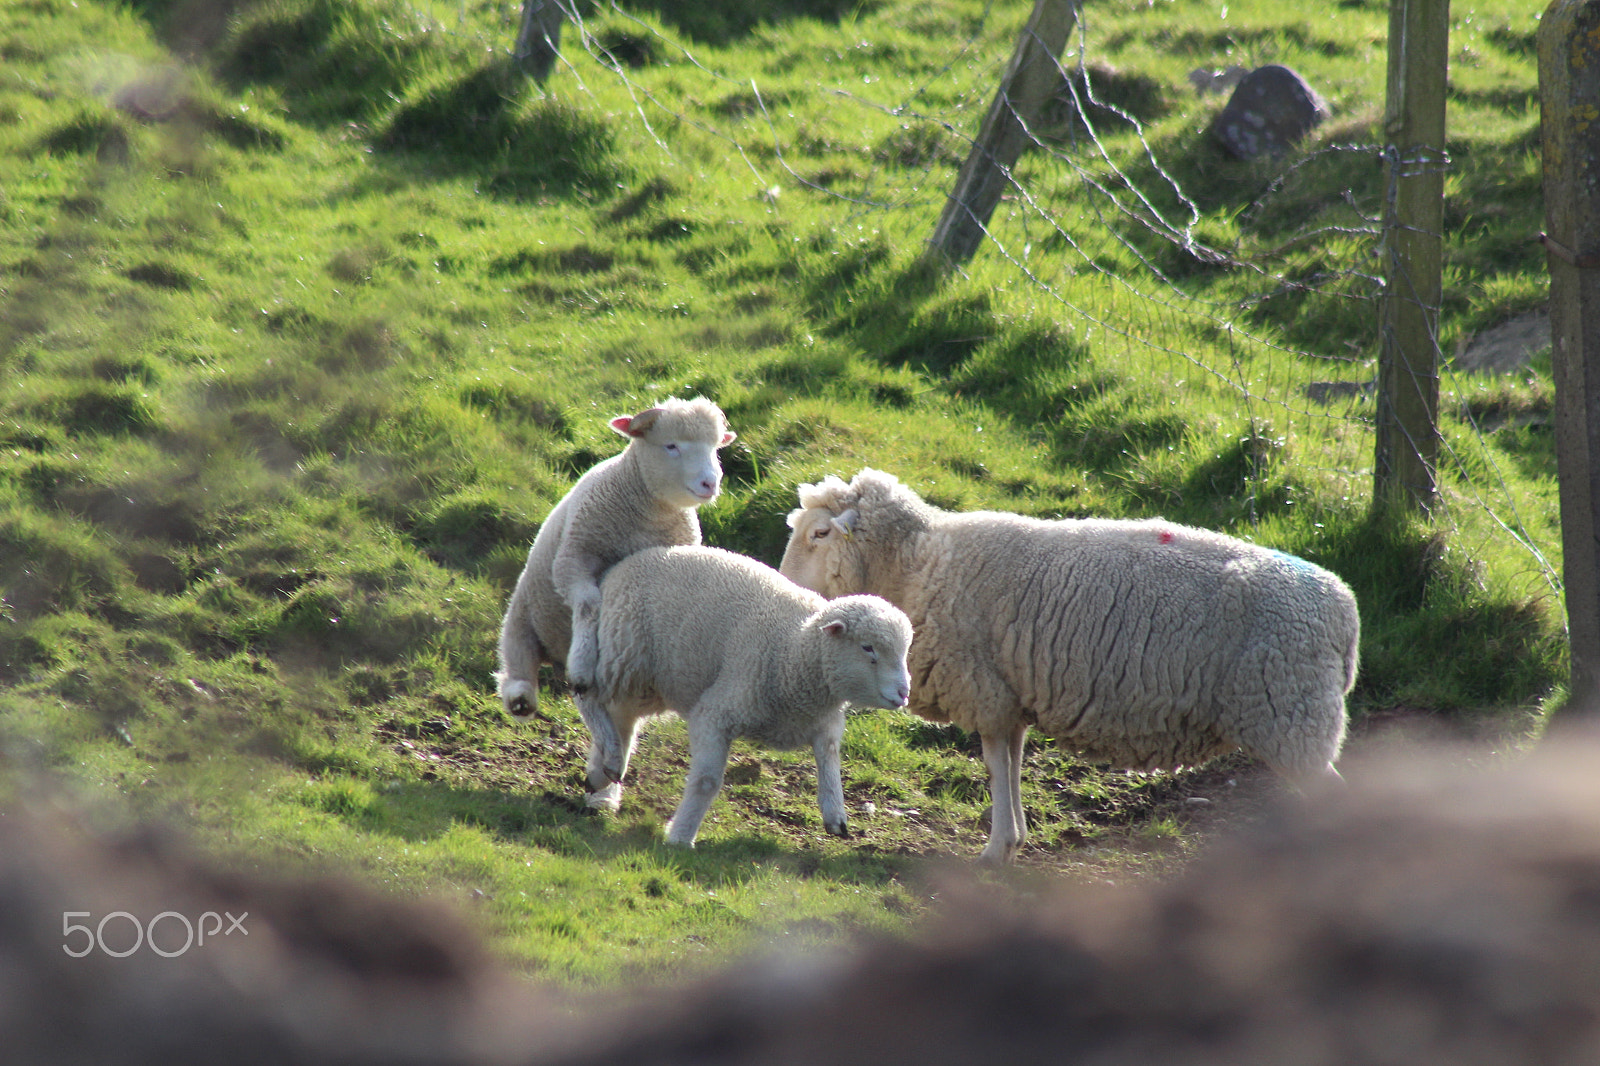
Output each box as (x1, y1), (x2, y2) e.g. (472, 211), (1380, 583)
(581, 544), (913, 847)
(780, 468), (1359, 865)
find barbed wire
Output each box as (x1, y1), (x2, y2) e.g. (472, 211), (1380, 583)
(440, 0), (1559, 596)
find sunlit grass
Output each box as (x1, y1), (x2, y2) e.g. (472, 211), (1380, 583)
(0, 0), (1561, 983)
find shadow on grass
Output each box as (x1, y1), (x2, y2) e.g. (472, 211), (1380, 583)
(614, 0), (880, 47)
(358, 779), (915, 888)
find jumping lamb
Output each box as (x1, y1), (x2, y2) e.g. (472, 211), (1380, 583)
(495, 397), (735, 731)
(582, 544), (913, 847)
(780, 468), (1359, 865)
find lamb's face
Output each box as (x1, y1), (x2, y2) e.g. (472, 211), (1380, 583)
(612, 404), (736, 509)
(819, 599), (912, 710)
(780, 505), (863, 598)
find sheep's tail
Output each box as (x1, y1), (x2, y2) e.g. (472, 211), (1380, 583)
(1340, 610), (1361, 695)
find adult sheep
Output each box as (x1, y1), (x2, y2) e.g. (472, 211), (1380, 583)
(583, 544), (913, 847)
(779, 468), (1359, 865)
(495, 397), (736, 730)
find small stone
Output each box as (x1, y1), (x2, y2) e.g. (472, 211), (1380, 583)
(1212, 65), (1329, 160)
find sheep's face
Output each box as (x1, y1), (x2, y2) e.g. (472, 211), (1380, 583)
(818, 598), (912, 710)
(780, 505), (865, 598)
(611, 400), (736, 509)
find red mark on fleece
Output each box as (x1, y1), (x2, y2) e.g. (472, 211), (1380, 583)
(1158, 530), (1174, 544)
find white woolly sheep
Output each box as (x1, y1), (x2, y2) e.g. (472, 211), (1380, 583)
(495, 396), (736, 738)
(780, 468), (1359, 865)
(581, 544), (913, 847)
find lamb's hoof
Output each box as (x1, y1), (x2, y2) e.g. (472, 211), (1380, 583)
(825, 820), (852, 839)
(975, 846), (1018, 868)
(585, 783), (622, 813)
(500, 680), (537, 718)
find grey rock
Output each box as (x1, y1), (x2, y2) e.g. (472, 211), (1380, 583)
(1454, 309), (1550, 375)
(1212, 65), (1330, 159)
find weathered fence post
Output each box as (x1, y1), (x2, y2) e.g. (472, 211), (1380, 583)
(1372, 0), (1449, 515)
(924, 0), (1078, 269)
(514, 0), (566, 83)
(1540, 0), (1600, 718)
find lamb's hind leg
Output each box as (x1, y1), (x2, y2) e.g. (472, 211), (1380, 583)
(665, 716), (733, 847)
(496, 591), (544, 718)
(977, 721), (1029, 866)
(584, 696), (642, 813)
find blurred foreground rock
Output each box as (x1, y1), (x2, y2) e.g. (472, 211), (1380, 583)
(10, 730), (1600, 1065)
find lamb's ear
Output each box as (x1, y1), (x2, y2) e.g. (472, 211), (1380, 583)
(822, 620), (847, 637)
(611, 407), (663, 438)
(719, 430), (737, 446)
(830, 508), (858, 539)
(785, 507), (807, 530)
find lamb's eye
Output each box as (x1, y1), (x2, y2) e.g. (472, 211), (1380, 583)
(663, 442), (680, 456)
(861, 644), (876, 657)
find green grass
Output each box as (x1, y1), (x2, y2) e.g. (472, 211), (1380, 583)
(0, 0), (1562, 984)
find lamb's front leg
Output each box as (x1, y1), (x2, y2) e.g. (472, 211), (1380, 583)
(552, 544), (603, 691)
(812, 713), (849, 838)
(565, 582), (602, 692)
(665, 717), (732, 848)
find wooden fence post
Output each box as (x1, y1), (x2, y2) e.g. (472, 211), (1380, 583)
(514, 0), (566, 83)
(1540, 0), (1600, 718)
(1373, 0), (1449, 515)
(924, 0), (1078, 269)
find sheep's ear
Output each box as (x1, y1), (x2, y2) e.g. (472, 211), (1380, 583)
(822, 620), (847, 637)
(612, 407), (663, 439)
(719, 430), (737, 446)
(830, 508), (857, 540)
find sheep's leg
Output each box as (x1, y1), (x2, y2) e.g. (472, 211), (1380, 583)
(812, 713), (849, 838)
(575, 688), (626, 780)
(1006, 720), (1029, 844)
(585, 700), (644, 812)
(665, 719), (732, 848)
(1280, 759), (1346, 797)
(977, 721), (1029, 866)
(552, 541), (603, 691)
(578, 687), (625, 793)
(495, 591), (544, 718)
(564, 587), (602, 692)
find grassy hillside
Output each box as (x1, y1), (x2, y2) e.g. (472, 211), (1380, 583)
(0, 0), (1558, 982)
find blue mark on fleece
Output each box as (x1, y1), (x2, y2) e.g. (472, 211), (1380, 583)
(1268, 548), (1318, 573)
